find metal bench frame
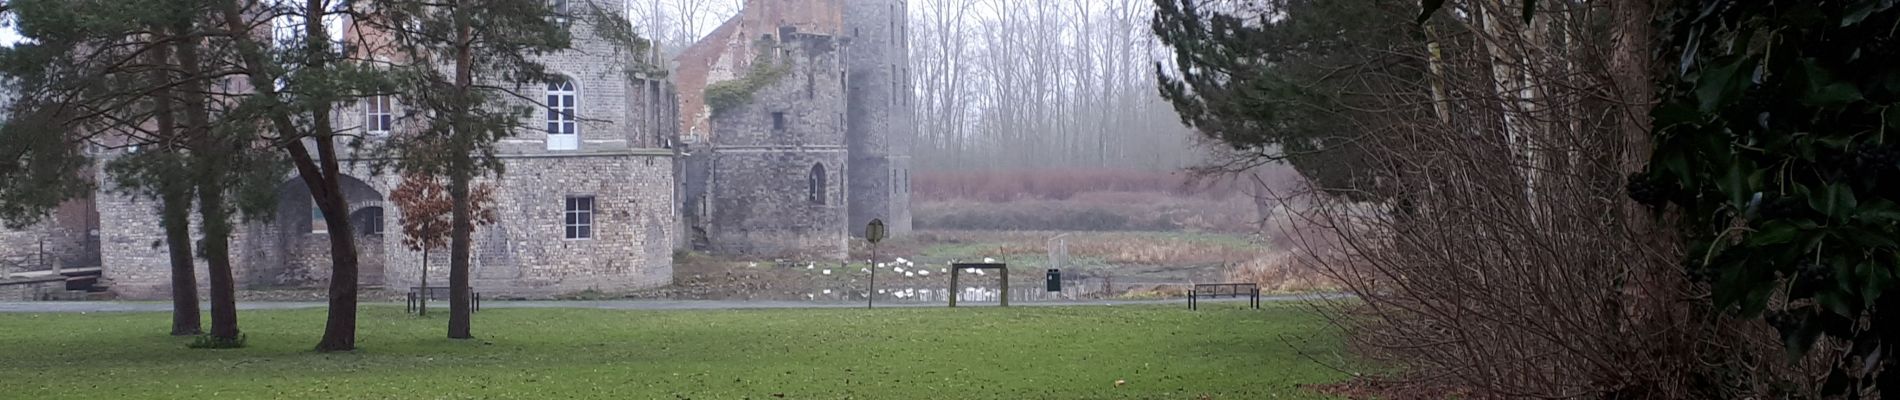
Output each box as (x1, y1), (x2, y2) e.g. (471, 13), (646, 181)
(1188, 283), (1261, 310)
(405, 286), (481, 314)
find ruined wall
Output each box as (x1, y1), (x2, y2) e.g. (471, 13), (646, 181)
(697, 33), (850, 259)
(0, 198), (96, 273)
(843, 0), (915, 237)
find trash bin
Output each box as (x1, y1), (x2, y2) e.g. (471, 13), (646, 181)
(1046, 269), (1061, 292)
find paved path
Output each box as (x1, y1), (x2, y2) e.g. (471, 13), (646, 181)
(0, 294), (1338, 313)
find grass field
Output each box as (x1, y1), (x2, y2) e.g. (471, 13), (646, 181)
(0, 304), (1345, 399)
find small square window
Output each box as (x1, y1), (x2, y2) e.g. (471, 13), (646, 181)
(564, 196), (594, 240)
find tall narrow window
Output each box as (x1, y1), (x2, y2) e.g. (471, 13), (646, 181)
(564, 196), (594, 240)
(772, 112), (786, 131)
(546, 77), (578, 150)
(364, 96), (394, 135)
(549, 0), (571, 26)
(809, 164), (827, 205)
(311, 206), (328, 234)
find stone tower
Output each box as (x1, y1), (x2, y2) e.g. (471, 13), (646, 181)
(843, 0), (915, 236)
(675, 0), (852, 258)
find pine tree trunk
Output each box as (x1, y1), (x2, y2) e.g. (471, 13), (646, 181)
(446, 3), (476, 340)
(147, 31), (200, 337)
(174, 24), (236, 342)
(161, 183), (200, 336)
(195, 163), (240, 341)
(447, 173), (473, 339)
(314, 186), (360, 351)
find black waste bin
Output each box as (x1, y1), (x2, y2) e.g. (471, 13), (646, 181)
(1046, 269), (1061, 292)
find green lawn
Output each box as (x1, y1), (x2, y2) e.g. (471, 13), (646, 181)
(0, 304), (1345, 399)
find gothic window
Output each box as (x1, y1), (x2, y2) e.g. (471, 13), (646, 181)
(364, 95), (394, 135)
(546, 77), (578, 150)
(564, 196), (594, 240)
(809, 164), (827, 205)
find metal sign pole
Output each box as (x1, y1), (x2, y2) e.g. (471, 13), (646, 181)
(864, 219), (885, 309)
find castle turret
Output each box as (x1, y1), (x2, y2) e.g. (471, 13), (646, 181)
(843, 0), (914, 236)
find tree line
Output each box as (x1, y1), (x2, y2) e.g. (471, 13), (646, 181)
(0, 0), (644, 351)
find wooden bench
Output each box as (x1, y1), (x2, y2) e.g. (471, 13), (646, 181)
(1188, 283), (1260, 310)
(406, 286), (481, 314)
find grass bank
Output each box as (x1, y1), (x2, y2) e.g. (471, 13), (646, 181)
(0, 305), (1344, 399)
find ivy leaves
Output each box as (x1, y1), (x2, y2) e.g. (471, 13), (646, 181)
(1650, 0), (1900, 380)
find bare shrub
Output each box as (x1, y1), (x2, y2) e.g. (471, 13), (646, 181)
(1223, 250), (1337, 294)
(1200, 1), (1833, 398)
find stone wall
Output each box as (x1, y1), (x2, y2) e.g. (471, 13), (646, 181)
(0, 277), (63, 301)
(382, 152), (678, 297)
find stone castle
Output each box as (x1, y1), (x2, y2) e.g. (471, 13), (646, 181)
(0, 0), (913, 300)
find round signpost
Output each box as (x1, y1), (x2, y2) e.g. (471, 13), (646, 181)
(865, 219), (886, 309)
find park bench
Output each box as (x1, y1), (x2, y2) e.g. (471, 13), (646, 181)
(1187, 283), (1260, 310)
(406, 286), (481, 314)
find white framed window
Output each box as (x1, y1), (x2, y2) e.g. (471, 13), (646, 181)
(364, 95), (394, 135)
(564, 196), (594, 240)
(546, 77), (579, 150)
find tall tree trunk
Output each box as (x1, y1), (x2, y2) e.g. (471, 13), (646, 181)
(194, 160), (240, 340)
(447, 174), (472, 339)
(212, 0), (358, 351)
(174, 21), (238, 342)
(447, 5), (476, 340)
(148, 33), (200, 337)
(161, 183), (200, 336)
(315, 176), (359, 351)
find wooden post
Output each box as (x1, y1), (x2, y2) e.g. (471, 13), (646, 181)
(867, 245), (877, 309)
(999, 267), (1009, 307)
(949, 267), (959, 308)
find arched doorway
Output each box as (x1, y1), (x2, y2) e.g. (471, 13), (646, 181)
(259, 174), (387, 288)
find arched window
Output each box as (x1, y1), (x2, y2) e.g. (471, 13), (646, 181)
(546, 77), (578, 150)
(809, 164), (827, 205)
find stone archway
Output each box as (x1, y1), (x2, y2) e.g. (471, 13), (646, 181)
(255, 174), (387, 288)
